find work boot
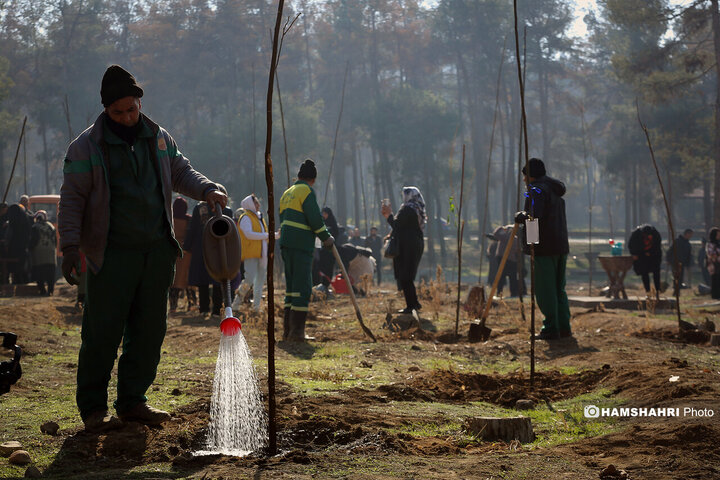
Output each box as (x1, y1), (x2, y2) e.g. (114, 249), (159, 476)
(288, 310), (314, 342)
(119, 403), (171, 426)
(83, 410), (122, 433)
(282, 307), (291, 341)
(534, 330), (560, 341)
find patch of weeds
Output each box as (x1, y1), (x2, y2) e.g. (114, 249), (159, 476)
(315, 344), (356, 359)
(388, 419), (463, 438)
(525, 389), (623, 448)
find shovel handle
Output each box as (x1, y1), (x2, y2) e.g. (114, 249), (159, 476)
(331, 244), (377, 342)
(481, 222), (519, 322)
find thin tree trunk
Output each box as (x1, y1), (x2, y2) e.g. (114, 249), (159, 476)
(263, 0), (286, 455)
(252, 62), (258, 192)
(712, 0), (720, 226)
(275, 73), (291, 188)
(324, 61), (350, 208)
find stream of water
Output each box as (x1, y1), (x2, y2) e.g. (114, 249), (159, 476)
(196, 332), (267, 456)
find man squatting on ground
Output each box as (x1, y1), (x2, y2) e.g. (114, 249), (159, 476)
(59, 65), (227, 433)
(515, 158), (572, 341)
(279, 159), (335, 342)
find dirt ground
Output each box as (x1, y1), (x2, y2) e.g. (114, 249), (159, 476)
(1, 278), (719, 479)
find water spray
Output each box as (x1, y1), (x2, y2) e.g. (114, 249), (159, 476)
(196, 203), (268, 456)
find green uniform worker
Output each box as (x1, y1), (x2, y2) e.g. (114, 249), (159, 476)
(279, 159), (335, 341)
(516, 158), (572, 341)
(59, 65), (227, 433)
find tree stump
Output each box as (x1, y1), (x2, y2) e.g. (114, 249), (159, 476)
(465, 416), (535, 443)
(710, 334), (720, 347)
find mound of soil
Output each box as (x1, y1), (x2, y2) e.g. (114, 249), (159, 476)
(633, 327), (710, 344)
(563, 423), (720, 480)
(406, 367), (612, 407)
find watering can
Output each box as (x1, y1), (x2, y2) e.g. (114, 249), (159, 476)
(202, 204), (242, 336)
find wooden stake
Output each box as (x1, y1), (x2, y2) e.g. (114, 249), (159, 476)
(323, 60), (350, 206)
(513, 0), (535, 386)
(2, 117), (28, 204)
(636, 100), (682, 327)
(455, 145), (466, 338)
(263, 0), (286, 456)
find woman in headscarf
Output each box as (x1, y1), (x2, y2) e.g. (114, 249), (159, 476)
(29, 210), (57, 295)
(381, 186), (426, 313)
(317, 206), (340, 290)
(234, 194), (275, 312)
(170, 197), (193, 311)
(705, 227), (720, 299)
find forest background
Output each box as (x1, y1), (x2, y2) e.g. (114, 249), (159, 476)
(0, 0), (718, 271)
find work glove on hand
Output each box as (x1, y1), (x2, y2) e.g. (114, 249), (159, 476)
(62, 247), (81, 286)
(514, 211), (528, 224)
(322, 236), (335, 250)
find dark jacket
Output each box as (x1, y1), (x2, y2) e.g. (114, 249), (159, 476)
(364, 234), (383, 259)
(59, 112), (217, 273)
(668, 235), (692, 267)
(628, 224), (662, 275)
(387, 205), (424, 283)
(522, 175), (569, 256)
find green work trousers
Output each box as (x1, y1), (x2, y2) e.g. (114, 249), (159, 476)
(281, 247), (313, 312)
(76, 241), (176, 420)
(534, 254), (571, 334)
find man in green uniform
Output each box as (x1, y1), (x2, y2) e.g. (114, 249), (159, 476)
(59, 65), (227, 432)
(279, 159), (334, 341)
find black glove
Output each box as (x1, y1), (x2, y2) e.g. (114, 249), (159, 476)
(322, 236), (335, 250)
(514, 211), (528, 224)
(61, 247), (81, 286)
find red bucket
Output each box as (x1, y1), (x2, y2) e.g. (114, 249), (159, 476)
(331, 274), (350, 294)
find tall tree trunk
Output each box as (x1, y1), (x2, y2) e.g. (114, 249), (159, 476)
(624, 166), (632, 240)
(712, 0), (720, 226)
(372, 148), (383, 228)
(538, 56), (550, 160)
(301, 0), (314, 102)
(42, 123), (50, 194)
(351, 136), (361, 228)
(704, 178), (712, 233)
(423, 160), (437, 268)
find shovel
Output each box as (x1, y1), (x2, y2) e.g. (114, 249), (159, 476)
(330, 244), (377, 342)
(476, 222), (520, 341)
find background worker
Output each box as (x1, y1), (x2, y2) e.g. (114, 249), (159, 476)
(629, 224), (663, 300)
(234, 194), (275, 313)
(279, 159), (334, 342)
(364, 226), (383, 285)
(59, 64), (227, 433)
(516, 158), (571, 341)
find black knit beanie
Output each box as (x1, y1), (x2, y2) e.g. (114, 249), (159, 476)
(101, 65), (144, 107)
(298, 159), (317, 179)
(521, 158), (546, 178)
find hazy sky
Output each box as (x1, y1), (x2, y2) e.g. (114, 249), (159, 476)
(418, 0), (699, 38)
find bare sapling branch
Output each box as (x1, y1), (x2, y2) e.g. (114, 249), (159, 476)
(635, 99), (683, 328)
